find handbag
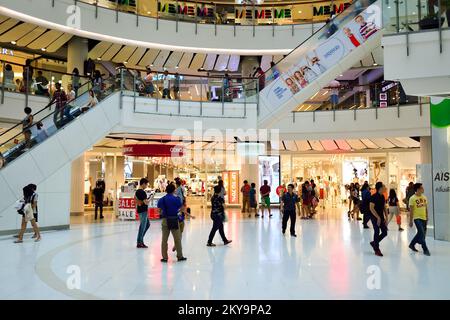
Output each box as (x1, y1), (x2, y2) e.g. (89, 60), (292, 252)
(23, 203), (34, 222)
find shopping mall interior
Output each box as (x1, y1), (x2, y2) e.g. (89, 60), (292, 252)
(0, 0), (450, 300)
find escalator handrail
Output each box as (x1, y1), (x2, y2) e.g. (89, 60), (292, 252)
(261, 0), (375, 78)
(0, 80), (93, 139)
(0, 77), (116, 159)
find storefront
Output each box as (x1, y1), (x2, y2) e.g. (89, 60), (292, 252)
(280, 150), (420, 206)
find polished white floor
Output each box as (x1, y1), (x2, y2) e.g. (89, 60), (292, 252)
(2, 202), (450, 300)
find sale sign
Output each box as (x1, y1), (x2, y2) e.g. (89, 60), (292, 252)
(118, 197), (136, 220)
(229, 171), (239, 205)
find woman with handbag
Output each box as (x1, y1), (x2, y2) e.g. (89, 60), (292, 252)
(158, 183), (187, 263)
(14, 185), (41, 243)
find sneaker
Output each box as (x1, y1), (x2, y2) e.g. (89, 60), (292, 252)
(206, 243), (216, 247)
(137, 243), (148, 249)
(224, 240), (232, 245)
(363, 225), (370, 229)
(398, 227), (404, 231)
(357, 218), (362, 221)
(160, 258), (168, 263)
(409, 244), (418, 252)
(261, 215), (264, 218)
(370, 241), (376, 252)
(374, 249), (384, 257)
(423, 249), (431, 256)
(178, 257), (187, 261)
(255, 214), (260, 217)
(291, 234), (297, 237)
(100, 216), (104, 219)
(282, 230), (286, 235)
(269, 214), (273, 218)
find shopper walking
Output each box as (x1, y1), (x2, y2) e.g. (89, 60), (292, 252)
(158, 183), (186, 262)
(404, 181), (415, 210)
(50, 83), (67, 127)
(241, 180), (251, 215)
(207, 185), (232, 247)
(14, 185), (41, 243)
(259, 180), (272, 218)
(351, 183), (362, 221)
(162, 70), (171, 99)
(93, 181), (105, 220)
(369, 182), (388, 257)
(72, 68), (80, 97)
(249, 182), (259, 217)
(387, 189), (404, 231)
(280, 184), (298, 237)
(217, 179), (226, 200)
(360, 182), (371, 229)
(408, 183), (430, 256)
(301, 181), (312, 219)
(135, 178), (150, 248)
(22, 107), (33, 130)
(27, 184), (40, 239)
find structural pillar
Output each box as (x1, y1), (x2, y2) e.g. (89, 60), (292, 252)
(420, 136), (432, 164)
(70, 155), (85, 216)
(64, 37), (89, 90)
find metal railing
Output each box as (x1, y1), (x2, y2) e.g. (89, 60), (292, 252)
(0, 77), (116, 169)
(291, 81), (429, 122)
(62, 0), (337, 36)
(382, 0), (450, 54)
(0, 59), (91, 106)
(119, 67), (259, 118)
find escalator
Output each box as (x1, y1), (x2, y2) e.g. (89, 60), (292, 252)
(0, 77), (121, 215)
(258, 0), (382, 128)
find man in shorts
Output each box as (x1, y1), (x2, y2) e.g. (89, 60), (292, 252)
(260, 180), (272, 218)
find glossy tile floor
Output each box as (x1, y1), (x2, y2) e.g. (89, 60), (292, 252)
(1, 201), (450, 300)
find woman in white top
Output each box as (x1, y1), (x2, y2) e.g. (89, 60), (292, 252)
(82, 90), (98, 112)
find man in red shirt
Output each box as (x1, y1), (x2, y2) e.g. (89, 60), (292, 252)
(260, 180), (272, 218)
(241, 180), (251, 215)
(51, 82), (68, 127)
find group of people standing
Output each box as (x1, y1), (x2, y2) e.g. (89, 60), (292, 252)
(135, 177), (231, 263)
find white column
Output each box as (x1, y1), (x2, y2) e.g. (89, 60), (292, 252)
(70, 155), (85, 216)
(64, 37), (89, 89)
(420, 136), (432, 164)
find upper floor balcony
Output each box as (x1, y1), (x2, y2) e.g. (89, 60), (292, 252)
(382, 0), (450, 97)
(0, 0), (346, 54)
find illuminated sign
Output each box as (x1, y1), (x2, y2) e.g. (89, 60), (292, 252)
(158, 1), (215, 18)
(235, 7), (291, 21)
(313, 2), (351, 16)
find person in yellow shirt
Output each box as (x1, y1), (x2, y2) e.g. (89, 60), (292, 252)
(408, 183), (430, 256)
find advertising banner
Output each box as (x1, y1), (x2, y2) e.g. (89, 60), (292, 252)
(262, 0), (381, 106)
(123, 144), (184, 157)
(258, 155), (280, 204)
(430, 97), (450, 241)
(221, 171), (240, 205)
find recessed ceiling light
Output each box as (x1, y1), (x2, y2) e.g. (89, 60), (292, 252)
(123, 61), (128, 64)
(150, 64), (154, 67)
(339, 74), (343, 77)
(41, 47), (46, 51)
(10, 41), (16, 45)
(175, 65), (179, 69)
(147, 11), (151, 14)
(97, 57), (101, 61)
(373, 63), (378, 66)
(298, 11), (302, 13)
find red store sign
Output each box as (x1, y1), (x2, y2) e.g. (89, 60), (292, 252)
(123, 144), (184, 157)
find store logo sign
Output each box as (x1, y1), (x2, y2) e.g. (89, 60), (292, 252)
(235, 7), (292, 20)
(313, 2), (351, 16)
(158, 1), (215, 18)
